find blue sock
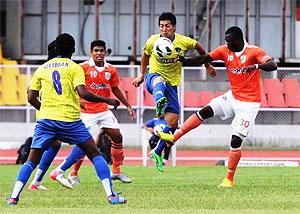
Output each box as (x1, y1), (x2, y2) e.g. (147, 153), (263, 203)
(154, 126), (176, 155)
(152, 82), (166, 104)
(92, 155), (115, 197)
(37, 144), (61, 182)
(61, 146), (85, 171)
(11, 160), (36, 200)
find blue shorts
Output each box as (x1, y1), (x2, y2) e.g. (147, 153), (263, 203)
(31, 119), (92, 149)
(145, 73), (180, 114)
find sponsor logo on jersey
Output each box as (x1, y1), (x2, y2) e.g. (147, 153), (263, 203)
(90, 82), (109, 90)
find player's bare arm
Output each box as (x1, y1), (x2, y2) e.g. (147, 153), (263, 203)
(111, 86), (136, 120)
(242, 59), (277, 73)
(76, 85), (120, 109)
(194, 42), (216, 77)
(28, 89), (41, 110)
(132, 52), (150, 87)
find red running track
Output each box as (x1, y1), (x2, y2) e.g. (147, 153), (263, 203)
(1, 148), (300, 166)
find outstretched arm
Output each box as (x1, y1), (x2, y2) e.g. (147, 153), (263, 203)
(132, 52), (150, 87)
(76, 85), (120, 109)
(194, 42), (216, 77)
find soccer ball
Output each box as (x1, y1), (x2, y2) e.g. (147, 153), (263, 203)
(153, 124), (166, 136)
(153, 37), (174, 57)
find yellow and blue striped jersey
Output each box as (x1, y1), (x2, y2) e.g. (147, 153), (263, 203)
(143, 33), (197, 86)
(29, 57), (85, 122)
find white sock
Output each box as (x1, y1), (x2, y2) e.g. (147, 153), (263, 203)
(11, 181), (24, 198)
(101, 178), (113, 197)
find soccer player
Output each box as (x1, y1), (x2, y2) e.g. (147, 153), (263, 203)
(6, 33), (127, 205)
(159, 26), (277, 188)
(141, 115), (170, 163)
(27, 40), (62, 191)
(132, 12), (216, 171)
(50, 39), (135, 186)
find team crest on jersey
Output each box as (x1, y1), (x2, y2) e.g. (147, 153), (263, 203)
(227, 55), (233, 61)
(105, 72), (111, 80)
(240, 55), (247, 64)
(175, 47), (181, 54)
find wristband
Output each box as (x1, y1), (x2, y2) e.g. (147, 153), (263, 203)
(255, 64), (259, 69)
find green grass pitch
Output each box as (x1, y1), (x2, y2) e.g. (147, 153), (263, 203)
(0, 165), (299, 213)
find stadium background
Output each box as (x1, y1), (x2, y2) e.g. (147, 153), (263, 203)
(0, 0), (300, 166)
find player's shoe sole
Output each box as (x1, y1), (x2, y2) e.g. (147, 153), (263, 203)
(218, 178), (235, 188)
(158, 131), (175, 143)
(111, 172), (133, 183)
(50, 170), (73, 189)
(150, 150), (164, 172)
(155, 97), (167, 116)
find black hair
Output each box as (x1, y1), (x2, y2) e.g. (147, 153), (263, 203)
(47, 40), (57, 60)
(90, 40), (106, 51)
(225, 26), (244, 40)
(158, 12), (176, 26)
(55, 33), (75, 57)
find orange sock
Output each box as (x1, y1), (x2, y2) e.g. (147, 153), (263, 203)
(111, 142), (124, 174)
(174, 113), (202, 141)
(70, 157), (84, 176)
(226, 149), (241, 182)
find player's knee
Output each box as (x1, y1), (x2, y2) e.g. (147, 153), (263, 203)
(152, 76), (165, 87)
(197, 106), (214, 120)
(230, 134), (243, 149)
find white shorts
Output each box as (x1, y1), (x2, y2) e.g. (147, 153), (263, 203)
(208, 90), (260, 137)
(81, 110), (120, 138)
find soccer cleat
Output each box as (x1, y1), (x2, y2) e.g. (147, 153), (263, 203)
(218, 178), (235, 188)
(155, 97), (167, 116)
(158, 131), (175, 143)
(28, 183), (48, 191)
(111, 172), (132, 183)
(50, 169), (73, 189)
(150, 150), (164, 172)
(68, 173), (81, 186)
(6, 198), (18, 205)
(108, 193), (127, 205)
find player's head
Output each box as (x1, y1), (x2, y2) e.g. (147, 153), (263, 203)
(90, 40), (107, 66)
(225, 26), (244, 52)
(55, 33), (75, 58)
(158, 12), (176, 39)
(47, 40), (57, 60)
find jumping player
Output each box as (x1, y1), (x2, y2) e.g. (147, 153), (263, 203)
(132, 12), (216, 172)
(159, 26), (277, 188)
(6, 33), (127, 205)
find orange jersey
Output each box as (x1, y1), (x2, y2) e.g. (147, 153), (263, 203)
(209, 43), (272, 102)
(80, 58), (120, 113)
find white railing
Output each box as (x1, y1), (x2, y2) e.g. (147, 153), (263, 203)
(1, 65), (300, 166)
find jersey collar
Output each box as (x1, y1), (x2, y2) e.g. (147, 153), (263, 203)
(88, 57), (109, 68)
(234, 40), (248, 57)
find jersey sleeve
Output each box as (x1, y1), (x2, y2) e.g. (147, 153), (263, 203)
(208, 45), (226, 61)
(29, 69), (41, 91)
(73, 65), (86, 89)
(184, 36), (197, 49)
(109, 67), (120, 88)
(145, 119), (155, 128)
(256, 47), (272, 64)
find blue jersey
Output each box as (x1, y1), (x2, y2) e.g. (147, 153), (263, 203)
(145, 118), (167, 129)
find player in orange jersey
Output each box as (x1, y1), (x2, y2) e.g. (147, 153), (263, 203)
(159, 26), (277, 188)
(50, 40), (136, 186)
